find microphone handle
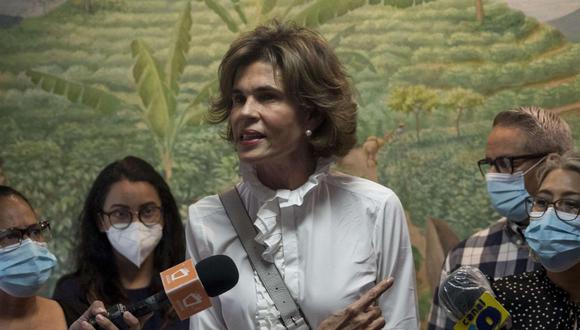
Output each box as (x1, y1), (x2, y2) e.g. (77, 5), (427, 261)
(128, 291), (170, 317)
(88, 291), (170, 329)
(88, 304), (127, 330)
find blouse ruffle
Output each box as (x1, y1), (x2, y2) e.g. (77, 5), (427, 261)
(239, 157), (334, 329)
(239, 157), (334, 263)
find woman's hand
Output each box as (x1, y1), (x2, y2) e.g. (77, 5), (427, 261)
(317, 277), (394, 330)
(68, 300), (141, 330)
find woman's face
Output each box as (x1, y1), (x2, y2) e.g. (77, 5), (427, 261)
(535, 169), (580, 211)
(229, 61), (315, 167)
(0, 196), (36, 233)
(99, 180), (163, 231)
(526, 167), (580, 273)
(0, 196), (56, 298)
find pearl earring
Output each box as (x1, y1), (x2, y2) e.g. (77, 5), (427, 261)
(305, 129), (312, 137)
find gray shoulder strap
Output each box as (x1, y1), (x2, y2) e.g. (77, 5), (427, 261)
(219, 187), (311, 330)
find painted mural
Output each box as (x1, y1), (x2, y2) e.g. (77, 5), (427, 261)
(1, 0), (580, 326)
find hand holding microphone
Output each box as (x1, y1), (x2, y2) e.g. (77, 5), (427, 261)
(87, 255), (239, 329)
(69, 300), (143, 330)
(439, 266), (510, 330)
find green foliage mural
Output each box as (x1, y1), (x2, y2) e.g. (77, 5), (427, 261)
(441, 88), (484, 137)
(25, 2), (205, 182)
(388, 85), (439, 142)
(1, 0), (580, 324)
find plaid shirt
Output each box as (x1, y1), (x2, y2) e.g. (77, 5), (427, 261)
(427, 218), (540, 330)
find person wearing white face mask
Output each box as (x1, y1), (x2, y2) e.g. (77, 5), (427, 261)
(491, 151), (580, 329)
(428, 106), (574, 330)
(103, 206), (163, 269)
(53, 156), (188, 330)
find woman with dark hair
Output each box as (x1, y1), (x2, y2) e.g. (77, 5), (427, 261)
(186, 22), (418, 329)
(0, 185), (65, 329)
(1, 185), (137, 330)
(53, 156), (188, 330)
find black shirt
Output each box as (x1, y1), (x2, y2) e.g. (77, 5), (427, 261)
(53, 275), (189, 330)
(493, 268), (579, 330)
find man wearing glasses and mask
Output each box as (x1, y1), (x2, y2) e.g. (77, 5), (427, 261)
(427, 106), (574, 330)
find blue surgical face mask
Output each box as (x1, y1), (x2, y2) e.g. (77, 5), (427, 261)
(486, 171), (530, 223)
(0, 239), (57, 297)
(524, 208), (580, 272)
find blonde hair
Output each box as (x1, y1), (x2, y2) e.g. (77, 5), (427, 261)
(537, 151), (580, 186)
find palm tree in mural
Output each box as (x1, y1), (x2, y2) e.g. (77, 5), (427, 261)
(197, 0), (437, 71)
(26, 0), (434, 181)
(198, 0), (432, 34)
(187, 0), (444, 126)
(27, 2), (200, 181)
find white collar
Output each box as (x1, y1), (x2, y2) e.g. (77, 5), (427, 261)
(239, 157), (335, 207)
(238, 157), (335, 263)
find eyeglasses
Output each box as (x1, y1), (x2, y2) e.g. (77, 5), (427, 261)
(100, 205), (162, 230)
(0, 220), (52, 250)
(477, 153), (547, 177)
(525, 197), (580, 221)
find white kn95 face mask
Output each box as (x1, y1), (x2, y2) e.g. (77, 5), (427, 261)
(106, 222), (162, 268)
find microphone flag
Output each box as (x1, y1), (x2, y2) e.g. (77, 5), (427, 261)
(161, 259), (212, 320)
(453, 292), (510, 330)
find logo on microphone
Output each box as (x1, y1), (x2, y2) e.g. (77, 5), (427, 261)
(454, 292), (510, 330)
(161, 259), (212, 320)
(168, 267), (190, 282)
(183, 293), (204, 307)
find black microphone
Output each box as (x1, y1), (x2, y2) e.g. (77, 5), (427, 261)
(89, 255), (238, 329)
(438, 266), (511, 330)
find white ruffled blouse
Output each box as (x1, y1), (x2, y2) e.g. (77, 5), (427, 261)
(247, 158), (334, 329)
(186, 158), (419, 330)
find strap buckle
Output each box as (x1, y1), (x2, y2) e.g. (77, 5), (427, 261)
(282, 315), (308, 330)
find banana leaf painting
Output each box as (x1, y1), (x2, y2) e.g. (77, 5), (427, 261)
(1, 0), (579, 326)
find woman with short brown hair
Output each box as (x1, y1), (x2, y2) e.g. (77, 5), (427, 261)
(187, 21), (418, 330)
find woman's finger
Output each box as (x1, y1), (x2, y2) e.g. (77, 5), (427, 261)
(123, 311), (141, 330)
(350, 277), (394, 310)
(367, 316), (386, 330)
(355, 305), (383, 329)
(71, 321), (94, 330)
(69, 301), (108, 330)
(341, 305), (383, 330)
(317, 280), (391, 330)
(365, 305), (382, 319)
(94, 313), (118, 330)
(89, 301), (108, 318)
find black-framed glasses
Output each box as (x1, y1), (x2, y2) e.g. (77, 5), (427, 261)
(0, 220), (52, 250)
(100, 205), (162, 230)
(525, 196), (580, 221)
(477, 153), (547, 177)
